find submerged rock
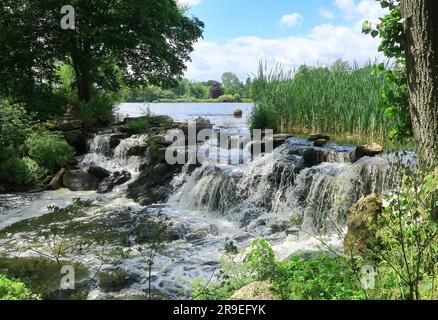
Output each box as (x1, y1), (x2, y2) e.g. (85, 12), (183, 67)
(63, 169), (100, 191)
(127, 162), (182, 205)
(344, 193), (383, 255)
(231, 281), (280, 300)
(233, 108), (243, 117)
(97, 171), (132, 194)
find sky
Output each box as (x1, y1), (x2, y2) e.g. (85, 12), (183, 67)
(176, 0), (388, 82)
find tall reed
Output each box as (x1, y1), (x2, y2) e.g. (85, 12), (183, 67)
(250, 62), (390, 141)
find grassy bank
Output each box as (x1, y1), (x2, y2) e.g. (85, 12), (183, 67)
(250, 62), (393, 143)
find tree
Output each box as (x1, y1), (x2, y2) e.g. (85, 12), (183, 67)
(400, 0), (438, 166)
(0, 0), (204, 102)
(209, 81), (224, 99)
(221, 72), (244, 96)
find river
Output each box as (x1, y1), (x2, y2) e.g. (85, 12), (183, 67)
(0, 102), (400, 299)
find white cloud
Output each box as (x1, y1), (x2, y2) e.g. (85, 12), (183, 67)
(334, 0), (387, 23)
(279, 13), (304, 28)
(185, 23), (383, 81)
(319, 7), (335, 19)
(182, 0), (389, 81)
(176, 0), (202, 9)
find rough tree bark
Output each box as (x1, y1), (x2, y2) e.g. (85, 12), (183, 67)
(401, 0), (438, 167)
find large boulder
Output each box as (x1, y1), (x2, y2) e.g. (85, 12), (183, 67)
(351, 143), (384, 162)
(231, 281), (280, 300)
(308, 133), (330, 141)
(62, 130), (88, 155)
(344, 193), (383, 256)
(313, 139), (328, 147)
(88, 166), (111, 180)
(127, 162), (182, 205)
(302, 148), (328, 167)
(126, 145), (148, 157)
(62, 169), (100, 191)
(97, 171), (132, 194)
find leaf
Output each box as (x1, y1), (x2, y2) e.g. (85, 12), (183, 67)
(371, 30), (379, 38)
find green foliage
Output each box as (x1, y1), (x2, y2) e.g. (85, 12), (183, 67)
(192, 240), (274, 300)
(0, 274), (40, 300)
(369, 166), (438, 300)
(76, 95), (117, 123)
(249, 105), (279, 131)
(128, 119), (151, 134)
(218, 94), (239, 103)
(362, 1), (411, 140)
(0, 157), (42, 186)
(122, 76), (251, 103)
(250, 62), (388, 139)
(24, 132), (75, 174)
(221, 72), (245, 96)
(273, 254), (364, 300)
(0, 0), (204, 102)
(0, 100), (75, 187)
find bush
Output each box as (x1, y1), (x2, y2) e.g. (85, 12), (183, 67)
(127, 118), (150, 134)
(76, 95), (117, 123)
(249, 105), (279, 130)
(25, 132), (75, 174)
(0, 274), (40, 300)
(273, 253), (363, 300)
(0, 99), (75, 187)
(0, 100), (33, 147)
(218, 94), (237, 103)
(0, 157), (42, 186)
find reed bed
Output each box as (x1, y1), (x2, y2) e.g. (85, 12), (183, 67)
(250, 62), (390, 141)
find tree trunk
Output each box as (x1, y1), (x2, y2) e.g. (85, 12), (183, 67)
(401, 0), (438, 167)
(71, 44), (92, 102)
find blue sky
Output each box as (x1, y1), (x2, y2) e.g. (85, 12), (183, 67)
(177, 0), (387, 81)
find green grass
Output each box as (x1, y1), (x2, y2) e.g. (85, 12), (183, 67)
(250, 62), (392, 142)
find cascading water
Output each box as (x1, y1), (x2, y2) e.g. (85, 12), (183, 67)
(169, 140), (399, 235)
(80, 132), (147, 175)
(0, 103), (409, 299)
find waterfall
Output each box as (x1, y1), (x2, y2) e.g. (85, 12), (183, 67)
(169, 141), (399, 234)
(80, 132), (147, 174)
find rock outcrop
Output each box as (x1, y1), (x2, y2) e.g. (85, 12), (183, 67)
(62, 169), (100, 191)
(230, 281), (280, 300)
(344, 193), (383, 255)
(351, 143), (384, 162)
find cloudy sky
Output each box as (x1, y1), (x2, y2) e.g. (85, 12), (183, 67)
(177, 0), (387, 81)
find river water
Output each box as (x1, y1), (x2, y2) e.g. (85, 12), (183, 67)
(0, 103), (401, 299)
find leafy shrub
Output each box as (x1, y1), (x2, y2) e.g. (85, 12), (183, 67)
(0, 99), (75, 187)
(272, 253), (363, 300)
(0, 157), (42, 186)
(25, 132), (75, 174)
(218, 94), (237, 103)
(128, 118), (150, 134)
(0, 100), (33, 147)
(76, 95), (117, 123)
(0, 274), (40, 300)
(249, 105), (279, 130)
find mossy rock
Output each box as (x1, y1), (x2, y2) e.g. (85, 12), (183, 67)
(231, 281), (280, 300)
(344, 193), (383, 256)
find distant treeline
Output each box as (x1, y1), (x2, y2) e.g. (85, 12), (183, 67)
(121, 72), (252, 103)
